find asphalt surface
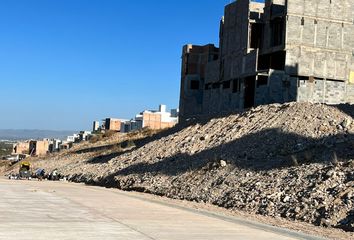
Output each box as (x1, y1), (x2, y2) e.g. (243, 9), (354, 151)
(0, 178), (323, 240)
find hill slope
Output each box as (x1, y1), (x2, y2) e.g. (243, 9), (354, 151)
(6, 102), (354, 234)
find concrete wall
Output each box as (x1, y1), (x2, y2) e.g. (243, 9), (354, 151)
(92, 121), (100, 132)
(13, 142), (30, 155)
(220, 0), (263, 80)
(297, 78), (347, 104)
(285, 0), (354, 104)
(179, 44), (219, 120)
(285, 0), (354, 79)
(179, 0), (354, 121)
(255, 70), (297, 106)
(142, 112), (177, 130)
(199, 0), (264, 116)
(105, 118), (121, 131)
(30, 140), (49, 156)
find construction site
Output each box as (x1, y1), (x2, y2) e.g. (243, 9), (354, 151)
(1, 1), (354, 239)
(179, 0), (354, 121)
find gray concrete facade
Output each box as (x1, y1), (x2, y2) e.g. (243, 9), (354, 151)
(179, 0), (354, 121)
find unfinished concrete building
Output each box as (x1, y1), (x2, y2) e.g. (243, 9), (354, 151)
(179, 44), (219, 118)
(104, 118), (123, 132)
(29, 140), (49, 156)
(179, 0), (354, 121)
(13, 142), (30, 155)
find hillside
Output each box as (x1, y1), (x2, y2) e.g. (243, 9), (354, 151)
(4, 102), (354, 237)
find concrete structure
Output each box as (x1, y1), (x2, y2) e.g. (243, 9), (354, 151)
(179, 44), (219, 119)
(179, 0), (354, 121)
(93, 121), (100, 132)
(0, 179), (318, 240)
(67, 134), (79, 143)
(105, 118), (123, 132)
(120, 120), (143, 133)
(29, 140), (49, 156)
(136, 105), (178, 130)
(12, 141), (30, 155)
(120, 105), (179, 133)
(79, 131), (91, 141)
(49, 139), (62, 153)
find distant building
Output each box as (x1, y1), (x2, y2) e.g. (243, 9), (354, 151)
(120, 120), (143, 133)
(67, 134), (79, 143)
(139, 104), (179, 130)
(79, 131), (91, 141)
(13, 141), (30, 155)
(105, 118), (124, 131)
(49, 139), (62, 153)
(93, 121), (100, 132)
(29, 140), (49, 156)
(121, 104), (179, 133)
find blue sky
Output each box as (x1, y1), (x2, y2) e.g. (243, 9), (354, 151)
(0, 0), (232, 130)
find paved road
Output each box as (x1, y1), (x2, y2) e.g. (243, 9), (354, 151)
(0, 179), (320, 240)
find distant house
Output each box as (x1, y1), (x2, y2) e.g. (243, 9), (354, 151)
(13, 141), (30, 155)
(29, 140), (49, 156)
(67, 134), (79, 143)
(139, 104), (179, 130)
(79, 131), (92, 141)
(121, 105), (179, 133)
(120, 120), (143, 133)
(104, 118), (126, 132)
(49, 139), (62, 153)
(92, 121), (100, 132)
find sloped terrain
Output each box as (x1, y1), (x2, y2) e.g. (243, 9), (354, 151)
(5, 102), (354, 234)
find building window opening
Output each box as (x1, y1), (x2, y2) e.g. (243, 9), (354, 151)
(270, 51), (286, 70)
(232, 79), (239, 93)
(190, 80), (200, 90)
(244, 76), (256, 108)
(223, 81), (231, 89)
(257, 75), (268, 87)
(250, 23), (263, 49)
(258, 51), (285, 71)
(258, 55), (270, 70)
(270, 17), (285, 47)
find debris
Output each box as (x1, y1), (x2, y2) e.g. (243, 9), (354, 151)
(220, 160), (227, 167)
(10, 102), (354, 231)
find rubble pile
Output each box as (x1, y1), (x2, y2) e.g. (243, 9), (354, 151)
(17, 103), (354, 231)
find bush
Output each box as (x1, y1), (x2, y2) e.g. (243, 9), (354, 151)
(103, 130), (116, 138)
(89, 134), (102, 143)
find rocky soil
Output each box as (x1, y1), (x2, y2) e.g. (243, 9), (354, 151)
(6, 102), (354, 235)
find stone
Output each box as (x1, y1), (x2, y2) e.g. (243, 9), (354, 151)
(220, 160), (227, 167)
(341, 119), (351, 129)
(283, 196), (291, 203)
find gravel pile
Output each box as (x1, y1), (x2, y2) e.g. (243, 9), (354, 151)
(15, 102), (354, 232)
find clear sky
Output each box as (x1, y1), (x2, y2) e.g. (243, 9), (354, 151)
(0, 0), (233, 131)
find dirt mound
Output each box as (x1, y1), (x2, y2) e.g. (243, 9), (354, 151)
(9, 102), (354, 233)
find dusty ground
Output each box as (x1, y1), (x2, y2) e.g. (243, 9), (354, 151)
(3, 102), (354, 239)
